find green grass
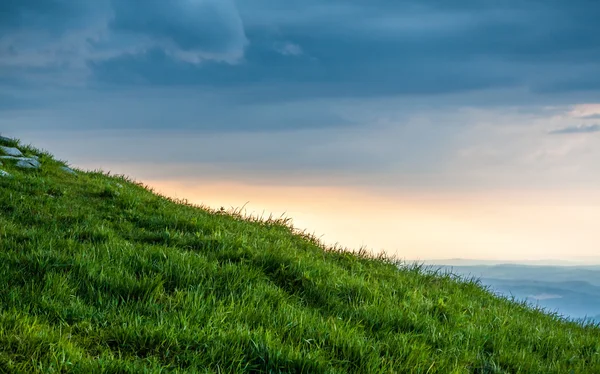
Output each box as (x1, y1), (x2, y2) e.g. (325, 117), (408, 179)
(0, 137), (599, 373)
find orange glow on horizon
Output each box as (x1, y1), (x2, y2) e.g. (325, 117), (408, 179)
(143, 179), (600, 264)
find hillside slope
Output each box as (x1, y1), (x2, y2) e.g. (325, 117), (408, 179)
(0, 137), (599, 373)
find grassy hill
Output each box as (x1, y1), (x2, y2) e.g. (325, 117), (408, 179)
(0, 137), (599, 373)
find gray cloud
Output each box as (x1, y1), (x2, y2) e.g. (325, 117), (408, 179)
(0, 0), (96, 33)
(549, 124), (600, 135)
(9, 105), (600, 191)
(85, 0), (600, 101)
(0, 88), (358, 132)
(0, 93), (36, 111)
(109, 0), (247, 62)
(1, 1), (599, 95)
(581, 114), (600, 120)
(0, 0), (247, 87)
(2, 0), (600, 132)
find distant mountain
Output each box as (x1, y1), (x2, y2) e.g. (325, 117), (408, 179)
(420, 258), (600, 267)
(424, 263), (600, 321)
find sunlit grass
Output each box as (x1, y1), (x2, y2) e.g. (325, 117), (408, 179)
(1, 138), (599, 373)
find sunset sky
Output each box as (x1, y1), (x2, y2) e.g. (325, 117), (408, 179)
(2, 0), (600, 263)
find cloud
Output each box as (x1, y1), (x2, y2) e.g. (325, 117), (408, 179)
(275, 42), (303, 56)
(581, 114), (600, 119)
(536, 71), (600, 94)
(0, 93), (36, 111)
(548, 124), (600, 135)
(0, 0), (109, 75)
(109, 0), (248, 63)
(89, 29), (518, 100)
(0, 88), (356, 132)
(2, 0), (600, 110)
(83, 0), (600, 101)
(0, 0), (95, 33)
(0, 0), (248, 88)
(5, 103), (600, 191)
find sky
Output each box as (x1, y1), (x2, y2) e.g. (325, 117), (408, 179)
(1, 0), (600, 263)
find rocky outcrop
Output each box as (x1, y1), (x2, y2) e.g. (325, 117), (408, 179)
(61, 166), (77, 175)
(15, 157), (42, 169)
(0, 136), (77, 177)
(0, 146), (23, 157)
(0, 145), (41, 170)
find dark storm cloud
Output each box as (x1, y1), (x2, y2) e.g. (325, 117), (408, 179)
(0, 0), (91, 32)
(0, 93), (36, 111)
(0, 0), (246, 81)
(88, 0), (600, 99)
(90, 40), (516, 95)
(2, 0), (600, 108)
(109, 0), (247, 57)
(548, 124), (600, 135)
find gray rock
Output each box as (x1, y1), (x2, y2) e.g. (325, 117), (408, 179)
(15, 158), (41, 169)
(0, 156), (41, 169)
(0, 146), (23, 157)
(0, 170), (11, 178)
(61, 166), (77, 175)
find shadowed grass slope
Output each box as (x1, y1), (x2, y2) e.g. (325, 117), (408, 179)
(0, 138), (599, 373)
